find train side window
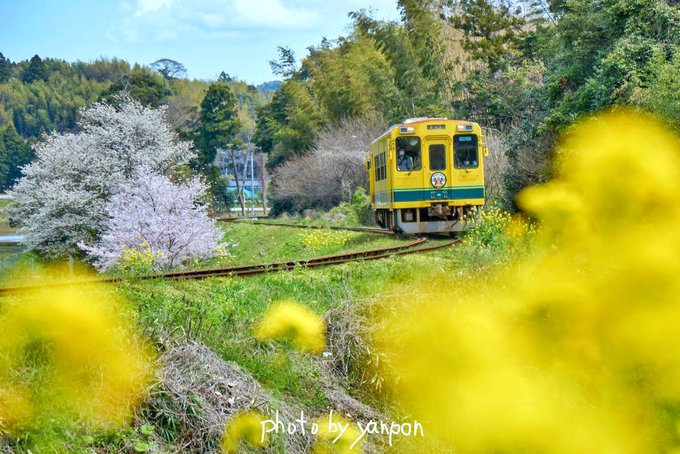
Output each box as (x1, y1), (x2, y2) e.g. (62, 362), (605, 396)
(395, 137), (421, 171)
(374, 152), (387, 181)
(454, 134), (479, 168)
(429, 144), (446, 170)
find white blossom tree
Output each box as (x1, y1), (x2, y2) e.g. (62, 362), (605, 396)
(9, 97), (194, 258)
(80, 167), (225, 271)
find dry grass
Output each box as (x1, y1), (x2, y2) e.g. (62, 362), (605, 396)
(139, 339), (395, 453)
(139, 342), (310, 453)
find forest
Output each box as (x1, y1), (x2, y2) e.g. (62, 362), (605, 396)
(0, 54), (275, 194)
(254, 0), (680, 212)
(2, 0), (679, 213)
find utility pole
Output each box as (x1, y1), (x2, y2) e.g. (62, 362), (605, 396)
(250, 149), (255, 217)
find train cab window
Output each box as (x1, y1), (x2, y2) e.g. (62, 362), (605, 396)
(429, 144), (446, 170)
(395, 136), (421, 171)
(454, 134), (479, 168)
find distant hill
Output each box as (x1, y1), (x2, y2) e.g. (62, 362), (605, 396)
(0, 53), (271, 191)
(257, 80), (282, 94)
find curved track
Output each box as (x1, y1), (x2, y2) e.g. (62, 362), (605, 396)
(0, 224), (458, 295)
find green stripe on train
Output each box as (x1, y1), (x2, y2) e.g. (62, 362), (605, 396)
(393, 184), (483, 192)
(392, 187), (484, 202)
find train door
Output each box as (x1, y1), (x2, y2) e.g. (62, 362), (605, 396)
(393, 135), (424, 205)
(424, 137), (450, 202)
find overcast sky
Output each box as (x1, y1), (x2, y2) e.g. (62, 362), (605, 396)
(1, 0), (400, 83)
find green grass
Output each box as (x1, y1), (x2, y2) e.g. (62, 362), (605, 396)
(205, 222), (406, 267)
(119, 238), (474, 412)
(0, 216), (512, 452)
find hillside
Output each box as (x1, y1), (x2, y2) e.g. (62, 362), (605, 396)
(0, 53), (278, 191)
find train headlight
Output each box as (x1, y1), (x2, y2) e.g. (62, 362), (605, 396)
(456, 124), (474, 132)
(399, 127), (415, 134)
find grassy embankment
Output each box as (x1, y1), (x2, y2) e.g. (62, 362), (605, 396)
(0, 219), (500, 452)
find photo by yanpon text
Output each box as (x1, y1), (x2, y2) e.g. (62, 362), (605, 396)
(260, 409), (425, 448)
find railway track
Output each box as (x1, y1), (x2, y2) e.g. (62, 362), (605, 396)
(0, 226), (458, 296)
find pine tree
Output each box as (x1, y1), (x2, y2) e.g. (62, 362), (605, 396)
(0, 52), (12, 83)
(22, 55), (47, 83)
(197, 82), (241, 165)
(0, 125), (33, 190)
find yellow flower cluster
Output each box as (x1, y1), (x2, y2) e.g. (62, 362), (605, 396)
(376, 110), (680, 453)
(220, 410), (269, 453)
(216, 244), (231, 259)
(0, 282), (153, 434)
(463, 205), (535, 251)
(118, 241), (164, 273)
(301, 229), (352, 251)
(312, 413), (363, 453)
(254, 300), (326, 354)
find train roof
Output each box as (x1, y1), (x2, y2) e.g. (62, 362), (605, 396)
(369, 117), (481, 147)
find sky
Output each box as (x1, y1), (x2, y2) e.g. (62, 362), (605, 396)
(0, 0), (400, 84)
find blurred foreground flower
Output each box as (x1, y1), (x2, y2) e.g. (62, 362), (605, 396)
(254, 300), (326, 354)
(0, 281), (153, 433)
(220, 410), (269, 453)
(377, 110), (680, 453)
(312, 412), (363, 453)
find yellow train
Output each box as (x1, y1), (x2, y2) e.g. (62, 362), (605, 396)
(366, 117), (487, 234)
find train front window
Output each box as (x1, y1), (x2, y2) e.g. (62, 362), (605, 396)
(454, 134), (479, 168)
(429, 144), (446, 170)
(395, 136), (421, 171)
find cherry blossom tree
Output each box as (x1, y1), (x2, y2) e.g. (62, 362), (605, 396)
(8, 97), (193, 258)
(80, 167), (225, 271)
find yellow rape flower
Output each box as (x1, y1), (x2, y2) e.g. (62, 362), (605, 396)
(375, 110), (680, 453)
(301, 230), (352, 251)
(0, 281), (153, 433)
(220, 410), (269, 453)
(312, 413), (363, 453)
(254, 300), (326, 354)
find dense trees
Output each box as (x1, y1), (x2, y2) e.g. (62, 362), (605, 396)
(22, 55), (47, 84)
(0, 125), (33, 190)
(0, 55), (272, 192)
(0, 53), (12, 83)
(192, 82), (243, 211)
(543, 0), (680, 130)
(100, 69), (171, 107)
(254, 0), (680, 212)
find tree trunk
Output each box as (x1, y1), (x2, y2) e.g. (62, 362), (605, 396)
(258, 153), (268, 217)
(228, 149), (246, 217)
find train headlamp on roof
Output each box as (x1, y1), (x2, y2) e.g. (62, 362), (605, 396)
(456, 124), (474, 132)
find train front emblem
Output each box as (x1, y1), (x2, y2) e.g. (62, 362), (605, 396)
(430, 172), (446, 189)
